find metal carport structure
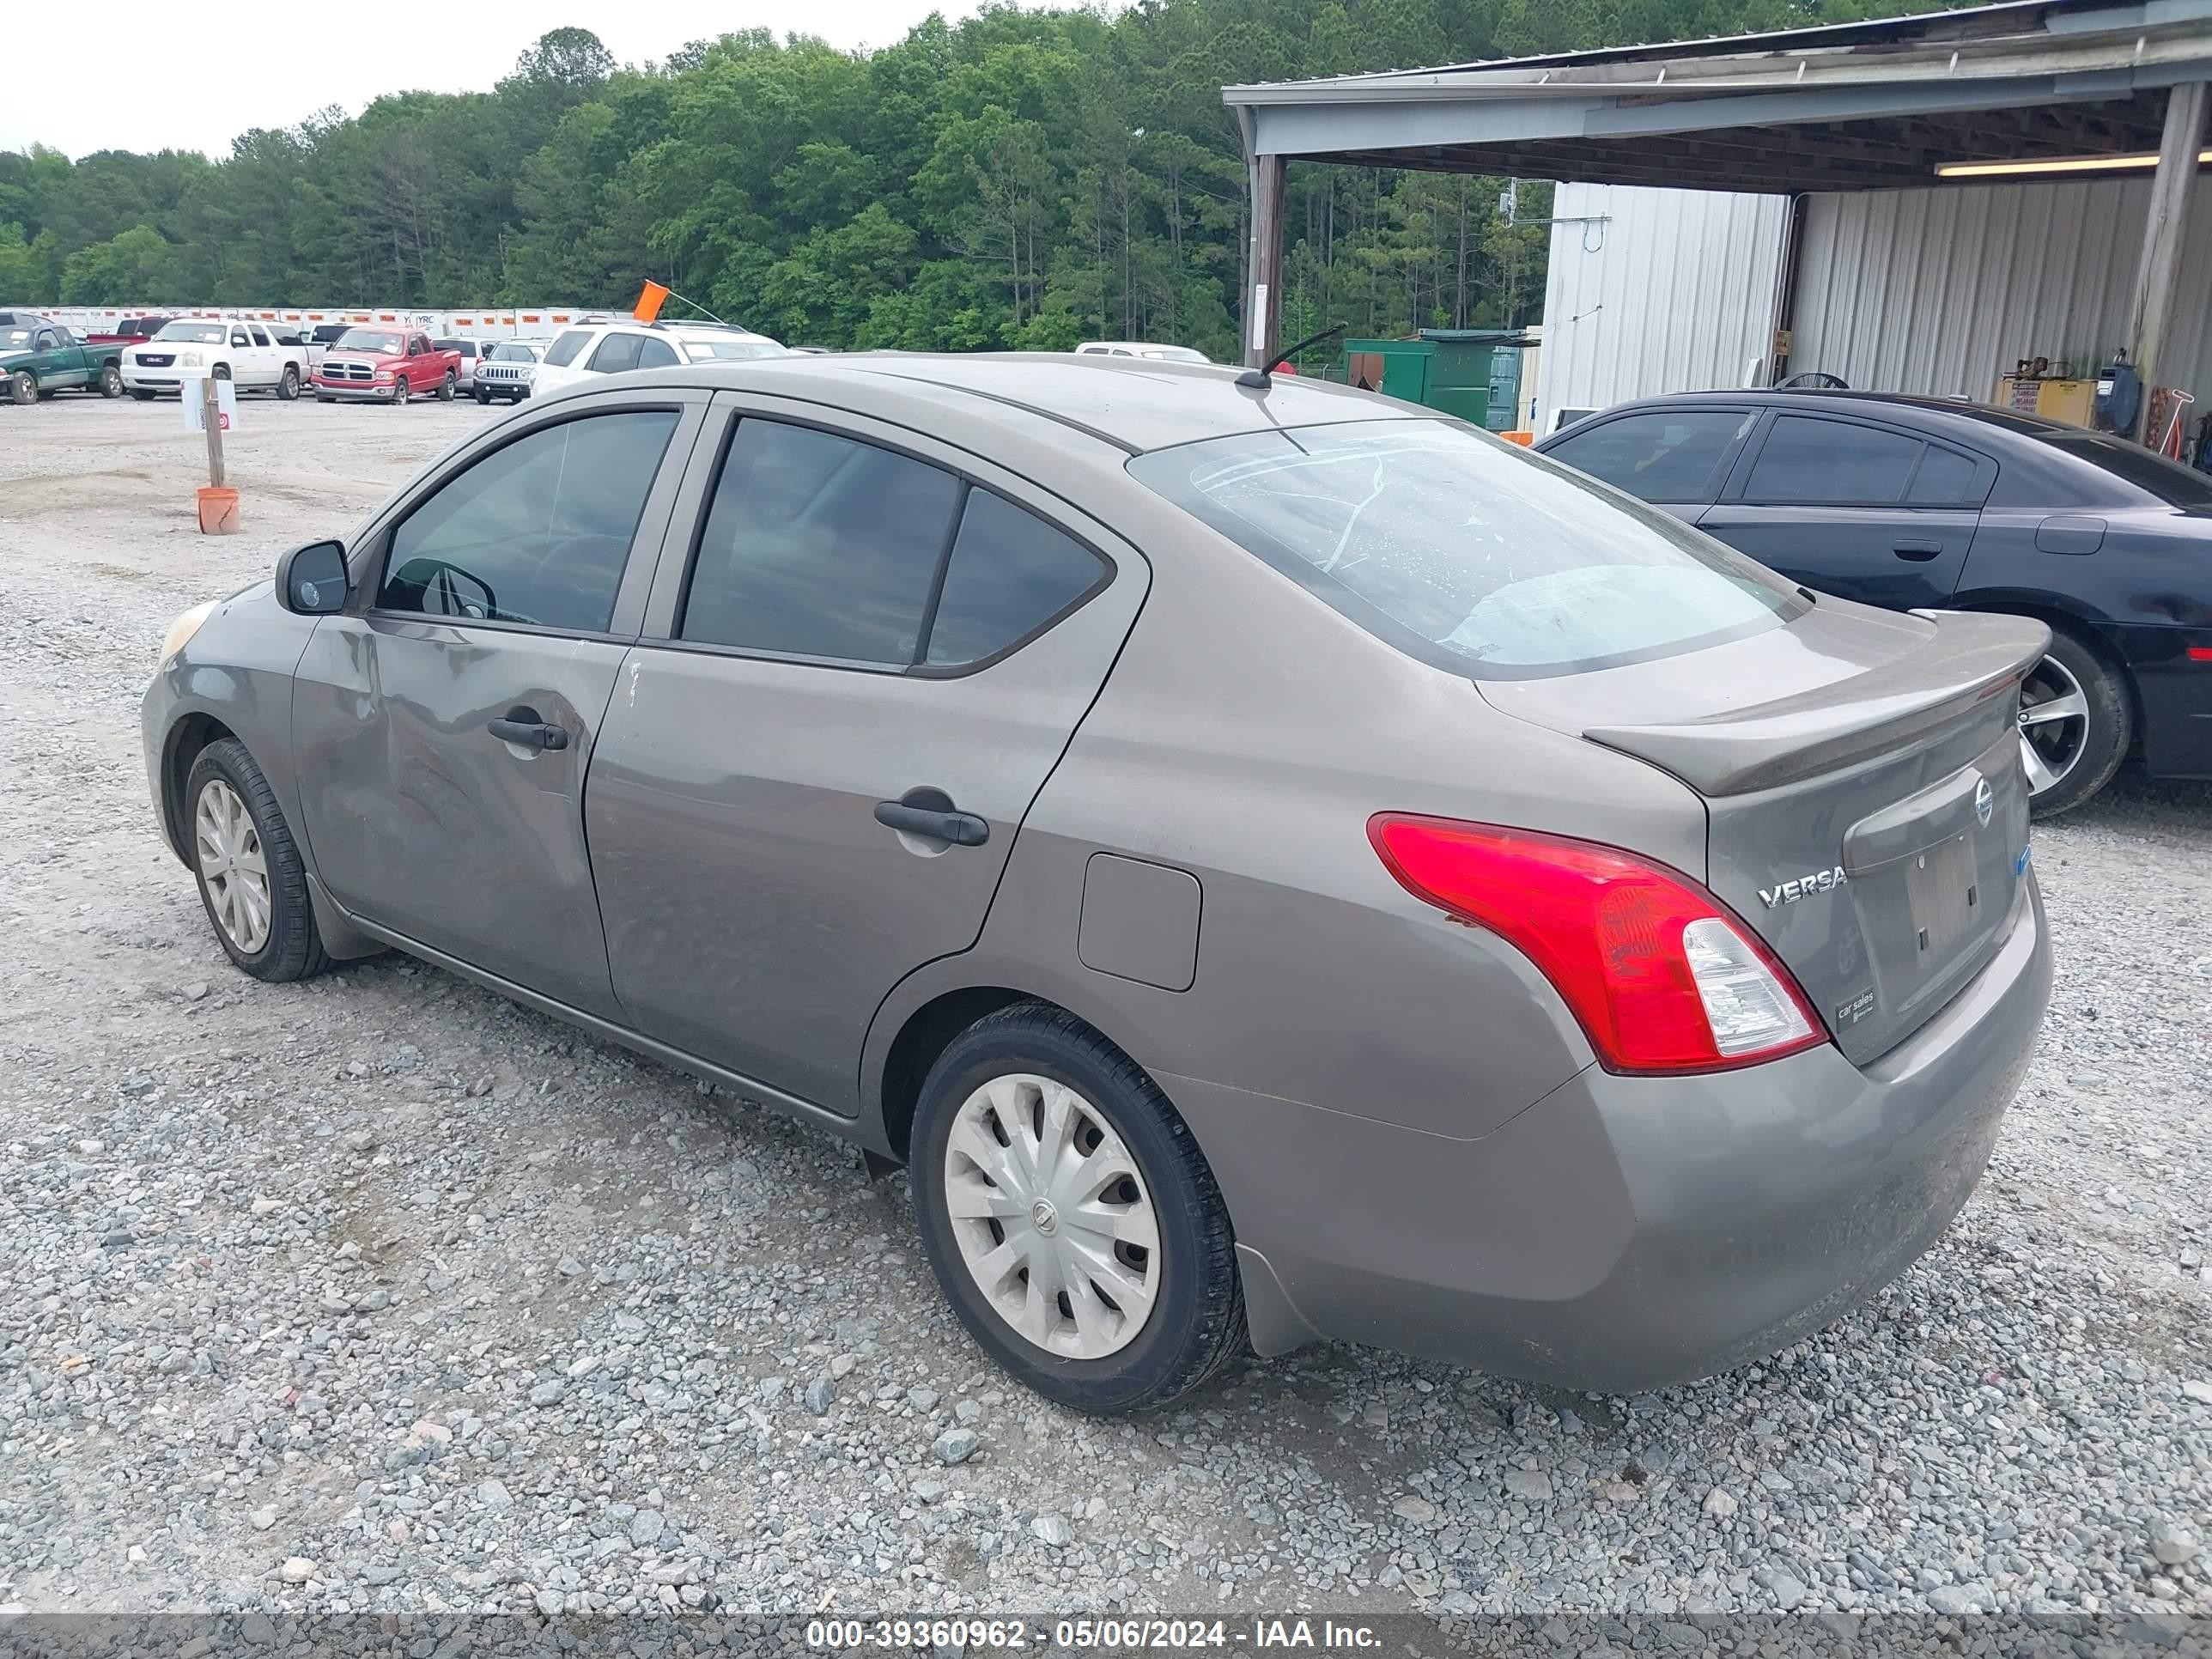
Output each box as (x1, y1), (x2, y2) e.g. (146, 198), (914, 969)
(1223, 0), (2212, 417)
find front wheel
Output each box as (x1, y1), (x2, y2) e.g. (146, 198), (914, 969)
(392, 377), (410, 406)
(97, 363), (124, 398)
(9, 369), (35, 404)
(276, 365), (301, 400)
(130, 388), (155, 402)
(2020, 629), (2130, 817)
(184, 738), (333, 982)
(910, 1004), (1245, 1413)
(473, 386), (489, 404)
(438, 370), (456, 402)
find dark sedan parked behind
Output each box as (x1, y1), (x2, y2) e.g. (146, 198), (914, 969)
(145, 358), (2051, 1412)
(1537, 392), (2212, 814)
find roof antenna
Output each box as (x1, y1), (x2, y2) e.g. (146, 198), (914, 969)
(1238, 320), (1347, 388)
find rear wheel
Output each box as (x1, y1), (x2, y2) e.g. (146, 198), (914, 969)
(97, 363), (124, 398)
(9, 369), (35, 404)
(909, 1003), (1245, 1413)
(184, 739), (334, 983)
(2019, 626), (2130, 817)
(276, 364), (300, 401)
(438, 370), (456, 401)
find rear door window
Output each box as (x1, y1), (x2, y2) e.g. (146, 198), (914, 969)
(1545, 409), (1751, 502)
(1129, 419), (1805, 679)
(924, 489), (1108, 667)
(1742, 416), (1924, 505)
(379, 411), (680, 633)
(679, 419), (962, 665)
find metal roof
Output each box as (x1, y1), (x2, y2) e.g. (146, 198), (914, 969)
(1224, 0), (2212, 192)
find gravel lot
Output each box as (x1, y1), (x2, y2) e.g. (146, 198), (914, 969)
(2, 393), (2209, 1626)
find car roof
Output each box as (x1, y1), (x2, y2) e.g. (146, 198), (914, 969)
(576, 351), (1400, 454)
(1560, 387), (2087, 444)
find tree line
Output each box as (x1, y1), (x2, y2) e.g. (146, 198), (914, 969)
(1, 0), (1936, 362)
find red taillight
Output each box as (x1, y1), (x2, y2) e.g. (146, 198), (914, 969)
(1368, 814), (1826, 1075)
(2187, 646), (2212, 662)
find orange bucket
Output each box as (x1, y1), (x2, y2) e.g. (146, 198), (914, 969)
(197, 486), (240, 534)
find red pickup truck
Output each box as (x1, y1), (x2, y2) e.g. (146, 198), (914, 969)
(311, 326), (463, 404)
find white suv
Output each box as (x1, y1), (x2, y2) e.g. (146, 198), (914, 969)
(531, 319), (786, 397)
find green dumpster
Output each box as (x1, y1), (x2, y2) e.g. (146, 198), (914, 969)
(1345, 331), (1534, 429)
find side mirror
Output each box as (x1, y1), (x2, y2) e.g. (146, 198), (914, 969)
(276, 540), (349, 615)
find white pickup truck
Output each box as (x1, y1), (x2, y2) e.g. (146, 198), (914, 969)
(120, 318), (311, 400)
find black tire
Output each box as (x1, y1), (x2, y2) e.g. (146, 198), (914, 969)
(97, 363), (125, 398)
(130, 389), (155, 402)
(182, 738), (334, 983)
(10, 368), (36, 404)
(438, 370), (457, 402)
(393, 377), (410, 407)
(276, 364), (301, 401)
(473, 386), (489, 404)
(212, 363), (231, 380)
(316, 393), (336, 404)
(909, 1002), (1245, 1413)
(2023, 626), (2131, 818)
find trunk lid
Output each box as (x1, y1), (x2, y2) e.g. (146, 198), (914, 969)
(1480, 602), (2047, 1066)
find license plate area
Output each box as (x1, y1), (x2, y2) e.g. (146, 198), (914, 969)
(1904, 835), (1980, 958)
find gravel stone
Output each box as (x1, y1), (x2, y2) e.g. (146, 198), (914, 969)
(805, 1375), (836, 1415)
(933, 1428), (981, 1466)
(1032, 1513), (1073, 1547)
(1, 400), (2207, 1624)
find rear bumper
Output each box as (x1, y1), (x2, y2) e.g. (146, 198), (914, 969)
(2104, 623), (2212, 779)
(1179, 874), (2051, 1393)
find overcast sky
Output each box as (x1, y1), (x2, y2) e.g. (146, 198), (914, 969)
(5, 0), (992, 161)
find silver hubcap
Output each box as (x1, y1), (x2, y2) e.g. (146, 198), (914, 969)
(2018, 653), (2091, 797)
(194, 779), (270, 953)
(943, 1073), (1160, 1359)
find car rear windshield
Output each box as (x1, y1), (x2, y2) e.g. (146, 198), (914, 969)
(337, 329), (404, 355)
(2029, 428), (2212, 507)
(542, 329), (592, 368)
(156, 322), (228, 344)
(489, 343), (538, 362)
(1128, 419), (1808, 678)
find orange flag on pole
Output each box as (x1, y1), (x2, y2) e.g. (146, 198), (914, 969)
(634, 281), (670, 323)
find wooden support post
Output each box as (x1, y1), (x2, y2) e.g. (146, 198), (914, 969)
(201, 374), (226, 487)
(1246, 151), (1285, 368)
(2128, 80), (2209, 431)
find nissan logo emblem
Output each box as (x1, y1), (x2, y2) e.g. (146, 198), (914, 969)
(1974, 775), (1994, 830)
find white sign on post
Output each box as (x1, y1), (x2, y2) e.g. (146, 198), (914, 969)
(179, 375), (238, 433)
(1249, 283), (1268, 355)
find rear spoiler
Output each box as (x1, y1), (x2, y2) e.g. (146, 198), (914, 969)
(1583, 611), (2050, 798)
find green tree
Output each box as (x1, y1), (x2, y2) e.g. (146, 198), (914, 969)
(59, 224), (184, 303)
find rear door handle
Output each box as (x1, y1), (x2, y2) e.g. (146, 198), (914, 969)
(1893, 538), (1945, 561)
(487, 706), (569, 751)
(875, 787), (988, 847)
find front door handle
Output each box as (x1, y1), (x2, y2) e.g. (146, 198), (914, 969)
(874, 787), (988, 847)
(1893, 538), (1945, 561)
(487, 707), (569, 751)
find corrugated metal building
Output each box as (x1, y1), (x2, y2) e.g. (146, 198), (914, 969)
(1534, 173), (2212, 431)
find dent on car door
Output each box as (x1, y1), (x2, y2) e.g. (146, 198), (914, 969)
(586, 402), (1150, 1115)
(289, 393), (708, 1015)
(1539, 407), (1753, 523)
(1698, 413), (1991, 609)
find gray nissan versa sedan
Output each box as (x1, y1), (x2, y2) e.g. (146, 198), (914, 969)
(144, 355), (2054, 1413)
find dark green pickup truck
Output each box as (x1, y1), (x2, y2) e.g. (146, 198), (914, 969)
(0, 311), (128, 404)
